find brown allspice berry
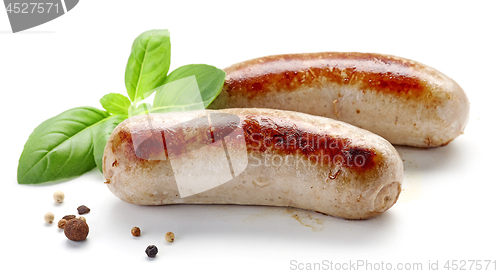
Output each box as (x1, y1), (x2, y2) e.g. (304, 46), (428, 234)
(131, 227), (141, 237)
(58, 219), (67, 229)
(64, 218), (89, 241)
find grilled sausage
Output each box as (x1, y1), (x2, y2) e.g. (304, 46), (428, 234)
(209, 52), (470, 147)
(103, 108), (403, 219)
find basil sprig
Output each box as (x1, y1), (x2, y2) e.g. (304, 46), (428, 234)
(17, 29), (226, 184)
(125, 29), (171, 103)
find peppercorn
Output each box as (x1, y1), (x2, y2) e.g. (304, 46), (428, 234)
(53, 191), (65, 203)
(44, 212), (54, 223)
(64, 219), (89, 241)
(131, 227), (141, 237)
(77, 216), (86, 222)
(145, 245), (158, 258)
(77, 205), (90, 215)
(58, 219), (67, 229)
(62, 215), (76, 220)
(165, 232), (175, 242)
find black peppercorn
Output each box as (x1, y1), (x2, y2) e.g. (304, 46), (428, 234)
(145, 245), (158, 258)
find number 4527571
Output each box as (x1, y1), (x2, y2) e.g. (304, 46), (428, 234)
(6, 3), (60, 14)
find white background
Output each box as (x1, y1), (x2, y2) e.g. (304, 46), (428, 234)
(1, 1), (499, 273)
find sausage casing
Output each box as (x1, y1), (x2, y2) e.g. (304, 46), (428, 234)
(103, 108), (403, 219)
(209, 52), (470, 147)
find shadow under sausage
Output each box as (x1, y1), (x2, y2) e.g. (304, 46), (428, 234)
(103, 200), (400, 251)
(395, 138), (469, 173)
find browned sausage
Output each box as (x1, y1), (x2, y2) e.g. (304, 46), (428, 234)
(103, 108), (403, 219)
(209, 52), (470, 147)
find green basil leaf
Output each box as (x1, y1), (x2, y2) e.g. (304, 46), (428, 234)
(17, 107), (110, 184)
(125, 29), (171, 102)
(128, 103), (152, 116)
(99, 93), (131, 115)
(152, 75), (205, 112)
(93, 115), (127, 172)
(165, 64), (226, 108)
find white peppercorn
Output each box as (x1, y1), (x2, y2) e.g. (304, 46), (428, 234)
(53, 191), (65, 203)
(44, 212), (54, 223)
(165, 232), (175, 242)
